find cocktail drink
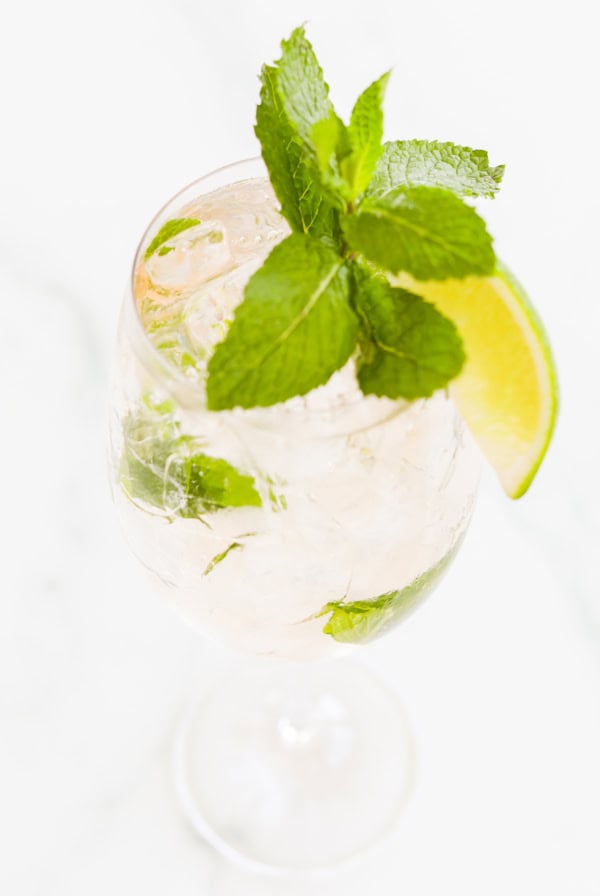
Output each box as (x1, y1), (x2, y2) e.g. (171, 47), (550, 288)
(109, 27), (556, 872)
(112, 162), (480, 661)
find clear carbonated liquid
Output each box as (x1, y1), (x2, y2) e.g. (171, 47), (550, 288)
(112, 177), (480, 659)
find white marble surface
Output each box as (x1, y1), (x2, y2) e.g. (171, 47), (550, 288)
(2, 0), (599, 892)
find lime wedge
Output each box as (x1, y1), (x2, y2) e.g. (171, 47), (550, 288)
(397, 264), (558, 498)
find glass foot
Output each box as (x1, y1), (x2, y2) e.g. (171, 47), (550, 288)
(174, 658), (415, 874)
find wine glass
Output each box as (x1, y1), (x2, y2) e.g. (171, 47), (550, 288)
(108, 157), (480, 873)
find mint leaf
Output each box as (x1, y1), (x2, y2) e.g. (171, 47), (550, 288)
(366, 140), (504, 199)
(310, 71), (391, 205)
(144, 218), (200, 261)
(256, 65), (338, 239)
(255, 28), (341, 239)
(310, 111), (351, 204)
(175, 25), (510, 413)
(120, 404), (262, 517)
(206, 233), (358, 409)
(180, 453), (262, 515)
(203, 541), (243, 576)
(343, 186), (495, 280)
(351, 266), (465, 399)
(255, 66), (305, 233)
(319, 541), (461, 643)
(276, 26), (334, 140)
(321, 591), (418, 644)
(341, 71), (390, 199)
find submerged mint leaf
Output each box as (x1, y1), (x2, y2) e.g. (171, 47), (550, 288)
(321, 591), (412, 644)
(141, 393), (176, 416)
(180, 453), (262, 515)
(342, 71), (390, 199)
(343, 185), (495, 280)
(120, 405), (262, 518)
(144, 218), (200, 261)
(351, 265), (465, 399)
(206, 233), (358, 410)
(203, 542), (243, 576)
(319, 541), (462, 643)
(366, 140), (504, 199)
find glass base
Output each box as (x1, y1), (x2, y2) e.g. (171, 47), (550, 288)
(174, 658), (415, 874)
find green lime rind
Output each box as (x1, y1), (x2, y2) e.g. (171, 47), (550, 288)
(494, 261), (559, 499)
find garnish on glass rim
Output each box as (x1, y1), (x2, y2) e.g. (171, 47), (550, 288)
(206, 26), (498, 412)
(143, 25), (557, 497)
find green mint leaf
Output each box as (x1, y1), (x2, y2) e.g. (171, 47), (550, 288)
(319, 541), (461, 643)
(203, 542), (243, 576)
(351, 265), (465, 399)
(256, 64), (338, 239)
(275, 26), (334, 140)
(120, 404), (262, 517)
(255, 65), (304, 234)
(144, 218), (200, 261)
(141, 393), (176, 416)
(206, 233), (358, 410)
(343, 186), (495, 280)
(366, 140), (504, 199)
(321, 591), (417, 644)
(255, 28), (342, 239)
(310, 111), (352, 204)
(341, 71), (390, 199)
(180, 453), (262, 515)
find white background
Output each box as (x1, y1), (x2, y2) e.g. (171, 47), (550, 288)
(2, 0), (599, 893)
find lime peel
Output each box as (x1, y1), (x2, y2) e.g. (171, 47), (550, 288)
(397, 265), (558, 498)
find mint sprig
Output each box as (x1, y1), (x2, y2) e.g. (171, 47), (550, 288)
(205, 25), (503, 411)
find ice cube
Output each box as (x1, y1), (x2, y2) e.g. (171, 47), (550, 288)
(183, 256), (264, 365)
(135, 177), (289, 385)
(145, 220), (233, 293)
(181, 179), (289, 262)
